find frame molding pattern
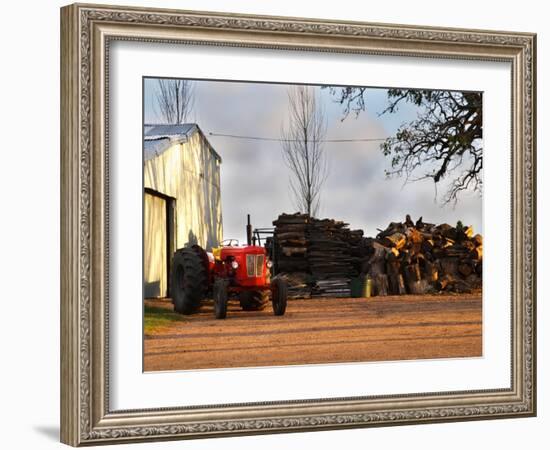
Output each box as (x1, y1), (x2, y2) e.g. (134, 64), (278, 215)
(61, 3), (536, 446)
(78, 9), (93, 440)
(87, 403), (530, 441)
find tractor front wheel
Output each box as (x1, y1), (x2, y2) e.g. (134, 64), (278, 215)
(271, 277), (288, 316)
(213, 279), (229, 319)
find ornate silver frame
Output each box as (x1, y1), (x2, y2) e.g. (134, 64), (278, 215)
(60, 3), (536, 446)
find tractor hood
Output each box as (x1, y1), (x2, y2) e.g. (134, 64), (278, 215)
(220, 245), (265, 258)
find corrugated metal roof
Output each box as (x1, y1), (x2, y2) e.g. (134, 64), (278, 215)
(143, 123), (221, 162)
(144, 123), (197, 140)
(144, 138), (173, 161)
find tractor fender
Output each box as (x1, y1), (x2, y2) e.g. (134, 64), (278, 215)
(190, 244), (209, 269)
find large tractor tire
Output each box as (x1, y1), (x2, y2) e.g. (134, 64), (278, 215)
(239, 290), (268, 311)
(271, 276), (288, 316)
(171, 247), (208, 315)
(213, 279), (229, 319)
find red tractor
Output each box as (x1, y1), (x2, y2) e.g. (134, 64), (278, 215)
(170, 218), (287, 319)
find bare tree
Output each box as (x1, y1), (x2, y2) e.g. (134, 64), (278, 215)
(280, 86), (328, 217)
(155, 79), (195, 124)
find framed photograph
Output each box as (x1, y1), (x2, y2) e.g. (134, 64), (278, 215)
(60, 3), (536, 446)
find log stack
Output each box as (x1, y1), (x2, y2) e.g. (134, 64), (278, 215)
(272, 214), (359, 298)
(272, 213), (309, 271)
(307, 218), (357, 297)
(272, 213), (311, 297)
(271, 213), (482, 298)
(363, 215), (483, 296)
(346, 229), (368, 274)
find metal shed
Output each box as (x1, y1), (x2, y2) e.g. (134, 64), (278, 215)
(143, 124), (223, 298)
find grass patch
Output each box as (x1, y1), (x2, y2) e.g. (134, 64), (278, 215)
(144, 304), (185, 335)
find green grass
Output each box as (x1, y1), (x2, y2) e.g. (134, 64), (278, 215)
(144, 305), (185, 335)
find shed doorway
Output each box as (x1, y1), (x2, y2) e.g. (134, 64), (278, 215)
(144, 189), (175, 298)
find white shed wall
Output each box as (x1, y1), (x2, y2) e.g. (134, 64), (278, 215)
(144, 130), (222, 252)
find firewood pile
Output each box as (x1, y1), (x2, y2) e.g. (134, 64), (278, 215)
(307, 219), (360, 297)
(271, 213), (482, 298)
(363, 215), (483, 295)
(272, 213), (311, 298)
(272, 214), (361, 297)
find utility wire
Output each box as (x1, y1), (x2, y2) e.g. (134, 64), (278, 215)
(208, 132), (388, 143)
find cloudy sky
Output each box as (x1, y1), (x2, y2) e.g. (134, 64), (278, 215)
(144, 78), (482, 243)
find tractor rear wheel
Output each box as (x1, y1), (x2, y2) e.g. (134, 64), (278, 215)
(239, 291), (268, 311)
(213, 279), (228, 319)
(171, 247), (208, 315)
(271, 277), (288, 316)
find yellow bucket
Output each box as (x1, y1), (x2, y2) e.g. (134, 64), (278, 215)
(363, 277), (372, 298)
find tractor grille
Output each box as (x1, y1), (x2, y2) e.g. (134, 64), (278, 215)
(246, 254), (264, 277)
(255, 255), (264, 277)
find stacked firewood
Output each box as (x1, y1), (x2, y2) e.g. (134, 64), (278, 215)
(272, 213), (311, 297)
(363, 215), (483, 295)
(346, 228), (371, 274)
(271, 213), (482, 298)
(307, 218), (361, 297)
(272, 214), (362, 297)
(272, 213), (309, 269)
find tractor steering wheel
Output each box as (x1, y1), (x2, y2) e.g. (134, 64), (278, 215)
(222, 239), (239, 247)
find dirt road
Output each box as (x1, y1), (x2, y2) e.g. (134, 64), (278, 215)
(144, 294), (482, 372)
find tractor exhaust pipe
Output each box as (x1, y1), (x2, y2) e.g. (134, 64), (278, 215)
(246, 214), (252, 246)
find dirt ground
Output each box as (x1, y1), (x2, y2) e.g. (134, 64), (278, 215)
(143, 293), (482, 371)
